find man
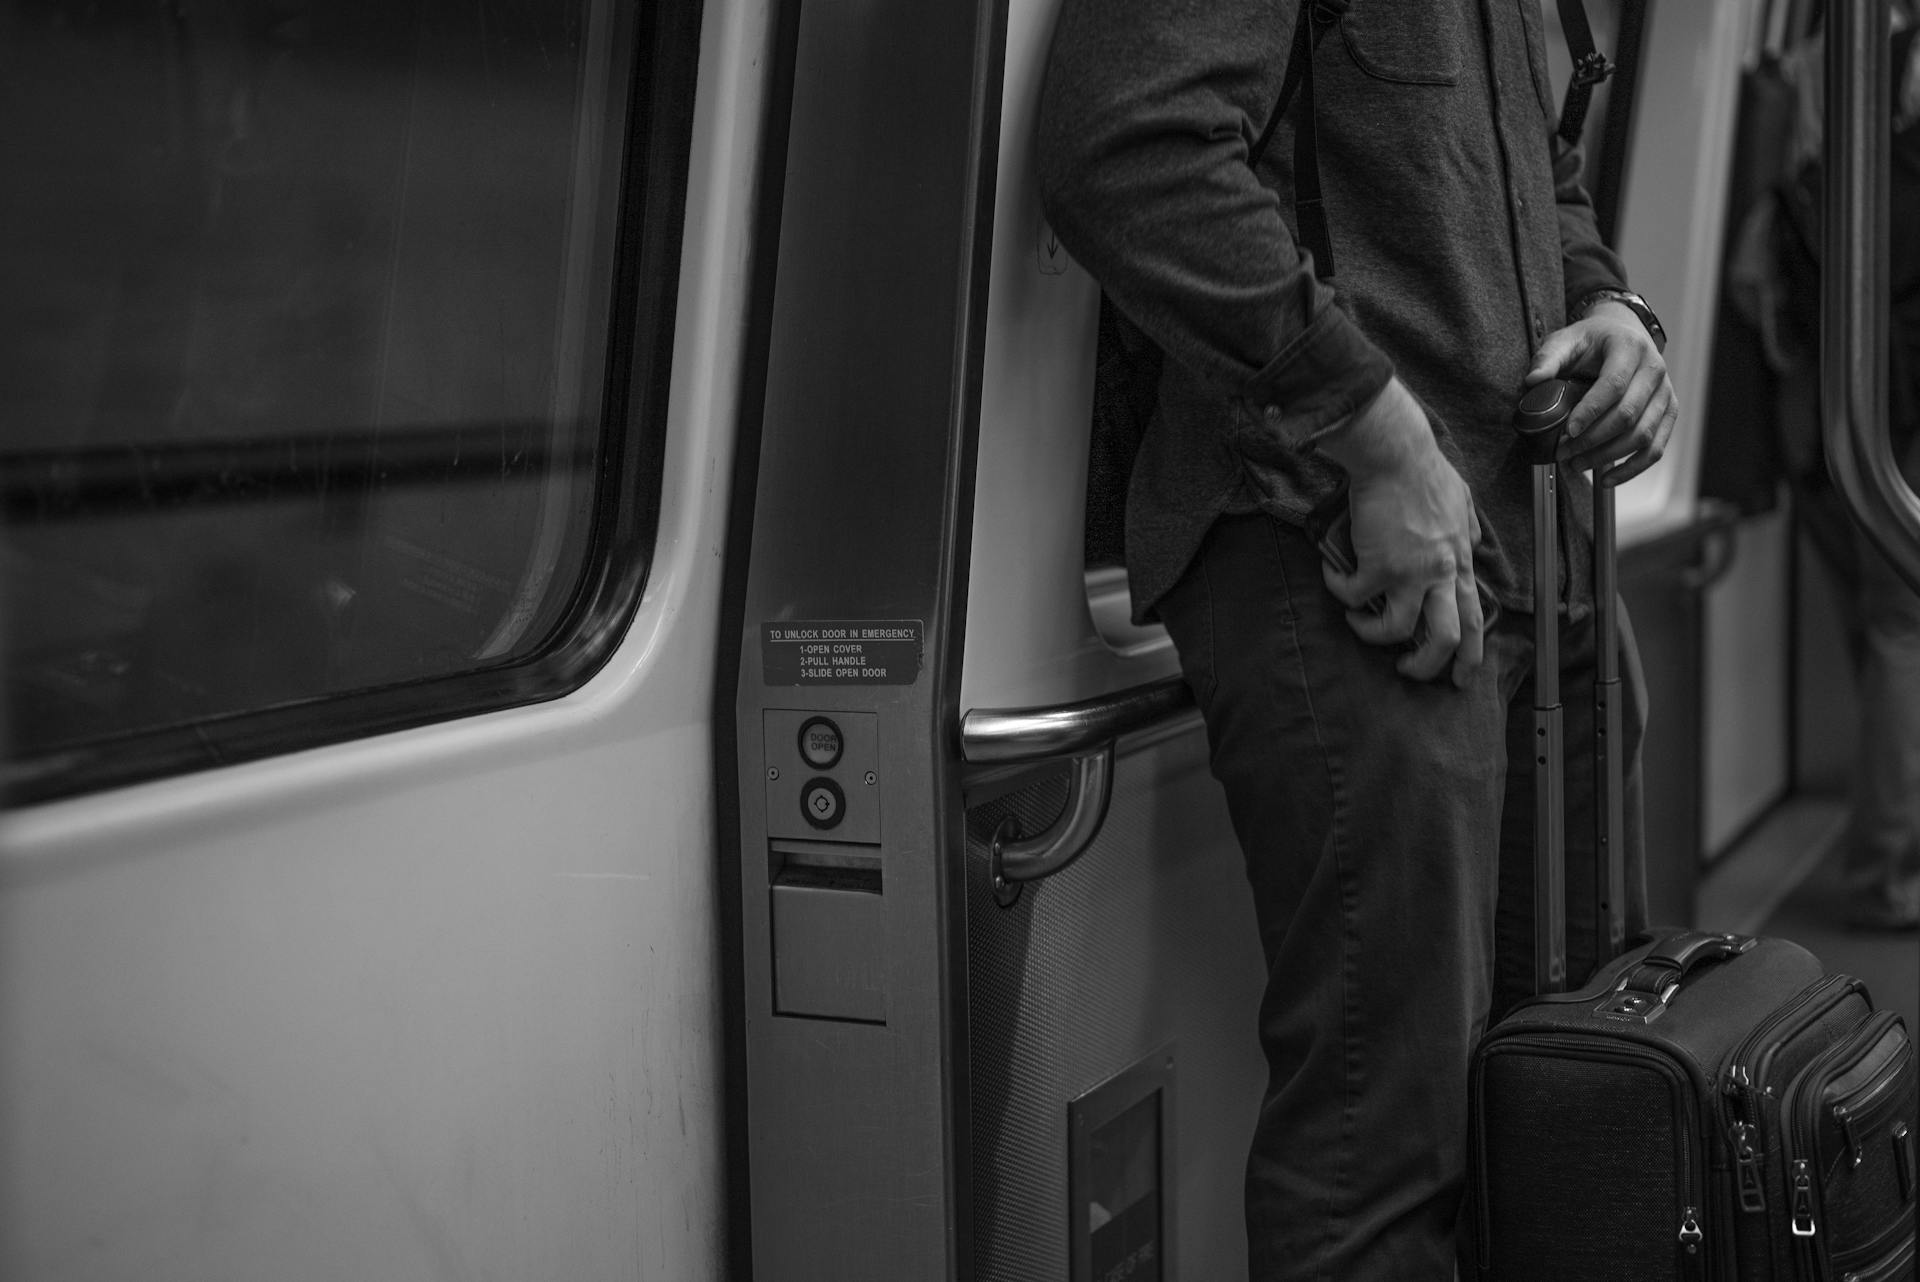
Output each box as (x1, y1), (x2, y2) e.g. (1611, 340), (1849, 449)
(1037, 2), (1676, 1278)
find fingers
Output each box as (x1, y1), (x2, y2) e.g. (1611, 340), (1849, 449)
(1448, 573), (1486, 688)
(1526, 326), (1593, 385)
(1322, 559), (1389, 612)
(1601, 392), (1680, 487)
(1562, 360), (1655, 465)
(1567, 375), (1676, 479)
(1396, 582), (1463, 682)
(1544, 307), (1677, 483)
(1340, 562), (1485, 687)
(1328, 445), (1484, 681)
(1343, 587), (1424, 646)
(1561, 340), (1643, 443)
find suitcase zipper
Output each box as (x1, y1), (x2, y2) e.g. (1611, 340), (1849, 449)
(1896, 1121), (1914, 1203)
(1679, 1205), (1706, 1280)
(1731, 1118), (1767, 1213)
(1790, 1157), (1817, 1238)
(1719, 975), (1864, 1215)
(1790, 1157), (1823, 1282)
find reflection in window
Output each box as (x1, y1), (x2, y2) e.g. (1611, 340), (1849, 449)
(0, 0), (636, 772)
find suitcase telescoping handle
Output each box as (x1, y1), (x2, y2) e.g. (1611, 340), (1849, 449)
(1514, 378), (1627, 995)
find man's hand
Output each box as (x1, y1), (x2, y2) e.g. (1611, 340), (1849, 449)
(1525, 300), (1678, 486)
(1316, 378), (1485, 687)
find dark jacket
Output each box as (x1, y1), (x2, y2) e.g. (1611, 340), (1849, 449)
(1037, 0), (1631, 622)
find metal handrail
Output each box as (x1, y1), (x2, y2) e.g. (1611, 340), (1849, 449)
(958, 674), (1193, 765)
(985, 746), (1115, 903)
(961, 675), (1195, 902)
(1824, 0), (1920, 593)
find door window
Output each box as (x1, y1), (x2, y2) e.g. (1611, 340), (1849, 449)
(0, 0), (693, 800)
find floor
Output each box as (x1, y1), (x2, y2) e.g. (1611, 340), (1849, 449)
(1760, 838), (1920, 1046)
(1696, 795), (1919, 1041)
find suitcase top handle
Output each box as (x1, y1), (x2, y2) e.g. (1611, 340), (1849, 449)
(1615, 931), (1757, 1001)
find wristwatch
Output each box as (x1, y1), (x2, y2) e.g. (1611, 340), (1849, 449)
(1575, 287), (1666, 354)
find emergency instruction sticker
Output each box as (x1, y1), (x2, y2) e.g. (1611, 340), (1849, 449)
(761, 620), (923, 686)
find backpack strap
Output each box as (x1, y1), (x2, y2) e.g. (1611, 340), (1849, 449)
(1250, 0), (1349, 281)
(1555, 0), (1615, 148)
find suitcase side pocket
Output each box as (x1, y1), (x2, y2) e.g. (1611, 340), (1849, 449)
(1782, 1012), (1918, 1280)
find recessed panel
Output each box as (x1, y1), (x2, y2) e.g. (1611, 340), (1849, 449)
(1070, 1048), (1175, 1282)
(763, 709), (882, 844)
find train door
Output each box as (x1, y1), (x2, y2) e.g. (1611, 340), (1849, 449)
(725, 0), (1264, 1276)
(0, 1), (773, 1277)
(726, 1), (1858, 1279)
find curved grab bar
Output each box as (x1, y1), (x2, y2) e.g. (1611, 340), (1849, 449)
(962, 676), (1195, 903)
(1823, 0), (1920, 593)
(986, 746), (1115, 903)
(959, 675), (1194, 765)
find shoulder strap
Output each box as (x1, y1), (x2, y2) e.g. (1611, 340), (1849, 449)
(1555, 0), (1614, 148)
(1250, 0), (1349, 281)
(1251, 1), (1611, 278)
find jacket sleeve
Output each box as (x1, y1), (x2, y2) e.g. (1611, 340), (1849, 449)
(1552, 139), (1631, 318)
(1035, 0), (1392, 444)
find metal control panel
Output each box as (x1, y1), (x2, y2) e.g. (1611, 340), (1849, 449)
(762, 710), (889, 1024)
(727, 0), (994, 1270)
(763, 709), (881, 846)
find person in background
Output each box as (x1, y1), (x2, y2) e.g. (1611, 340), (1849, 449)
(1729, 6), (1920, 930)
(1842, 14), (1920, 931)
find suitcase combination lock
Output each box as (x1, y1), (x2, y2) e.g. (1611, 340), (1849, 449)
(1596, 989), (1667, 1024)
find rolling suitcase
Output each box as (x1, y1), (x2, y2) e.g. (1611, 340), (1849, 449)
(1462, 381), (1919, 1281)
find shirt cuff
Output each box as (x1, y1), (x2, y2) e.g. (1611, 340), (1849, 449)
(1239, 302), (1395, 449)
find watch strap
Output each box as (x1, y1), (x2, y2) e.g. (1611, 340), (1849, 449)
(1576, 287), (1666, 354)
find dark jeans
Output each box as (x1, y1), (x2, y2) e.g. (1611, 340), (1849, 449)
(1157, 514), (1648, 1282)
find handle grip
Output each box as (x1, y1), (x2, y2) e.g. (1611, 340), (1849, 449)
(1514, 379), (1578, 463)
(1617, 931), (1755, 997)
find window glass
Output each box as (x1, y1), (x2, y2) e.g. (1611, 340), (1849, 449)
(1, 0), (640, 773)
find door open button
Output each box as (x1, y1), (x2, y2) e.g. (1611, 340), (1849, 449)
(801, 777), (845, 829)
(798, 716), (844, 769)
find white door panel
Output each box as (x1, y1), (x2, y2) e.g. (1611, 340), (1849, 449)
(1585, 0), (1757, 546)
(3, 732), (716, 1279)
(0, 0), (776, 1276)
(961, 0), (1181, 720)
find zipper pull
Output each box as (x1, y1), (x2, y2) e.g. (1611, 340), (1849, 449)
(1724, 1064), (1751, 1098)
(1790, 1158), (1817, 1238)
(1835, 1105), (1863, 1169)
(1731, 1121), (1767, 1211)
(1677, 1206), (1705, 1278)
(1895, 1121), (1913, 1201)
(1724, 1064), (1762, 1126)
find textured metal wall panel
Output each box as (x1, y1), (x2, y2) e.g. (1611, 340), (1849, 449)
(965, 728), (1267, 1280)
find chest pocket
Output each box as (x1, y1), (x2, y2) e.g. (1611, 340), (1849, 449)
(1513, 0), (1563, 126)
(1337, 3), (1461, 86)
